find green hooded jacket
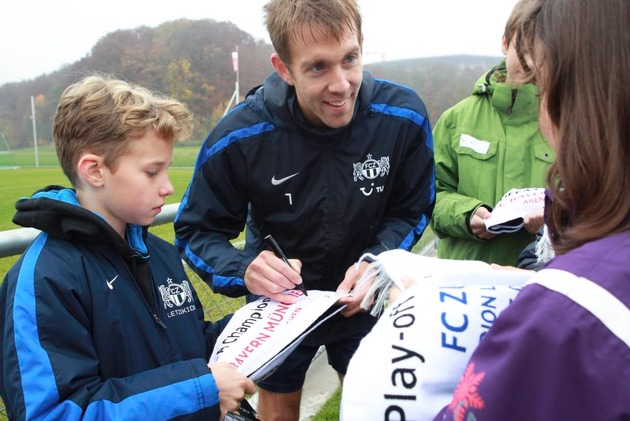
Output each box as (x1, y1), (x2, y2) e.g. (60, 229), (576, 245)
(431, 62), (555, 265)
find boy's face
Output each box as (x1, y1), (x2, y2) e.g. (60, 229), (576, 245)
(272, 23), (363, 129)
(98, 131), (175, 236)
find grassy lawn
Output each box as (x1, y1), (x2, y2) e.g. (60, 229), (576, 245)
(312, 387), (342, 420)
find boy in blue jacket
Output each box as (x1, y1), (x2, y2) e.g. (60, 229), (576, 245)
(0, 75), (255, 420)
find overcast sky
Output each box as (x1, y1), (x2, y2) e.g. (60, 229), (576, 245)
(1, 0), (518, 85)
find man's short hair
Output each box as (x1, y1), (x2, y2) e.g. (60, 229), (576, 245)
(263, 0), (363, 65)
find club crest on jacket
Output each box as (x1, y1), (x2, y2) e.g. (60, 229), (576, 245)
(159, 278), (194, 308)
(353, 154), (390, 181)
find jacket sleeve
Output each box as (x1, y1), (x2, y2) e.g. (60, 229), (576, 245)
(431, 111), (488, 241)
(362, 108), (435, 256)
(174, 127), (257, 298)
(1, 238), (221, 420)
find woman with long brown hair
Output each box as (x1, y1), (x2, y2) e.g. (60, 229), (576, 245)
(435, 0), (630, 418)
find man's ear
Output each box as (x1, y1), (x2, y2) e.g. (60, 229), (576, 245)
(271, 52), (294, 86)
(501, 35), (509, 56)
(77, 153), (105, 188)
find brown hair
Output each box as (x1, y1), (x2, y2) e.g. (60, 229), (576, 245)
(53, 75), (193, 187)
(263, 0), (362, 64)
(529, 0), (630, 253)
(503, 0), (543, 77)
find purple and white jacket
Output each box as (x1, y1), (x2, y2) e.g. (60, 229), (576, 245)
(436, 230), (630, 420)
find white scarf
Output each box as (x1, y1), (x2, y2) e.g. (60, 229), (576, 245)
(341, 250), (533, 420)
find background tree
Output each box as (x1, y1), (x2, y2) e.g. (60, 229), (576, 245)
(0, 20), (499, 150)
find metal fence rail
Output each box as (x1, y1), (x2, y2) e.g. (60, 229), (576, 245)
(0, 203), (182, 258)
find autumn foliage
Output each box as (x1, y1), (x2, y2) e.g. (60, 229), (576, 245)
(0, 18), (498, 150)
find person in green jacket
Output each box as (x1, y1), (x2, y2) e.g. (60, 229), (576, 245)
(431, 0), (555, 266)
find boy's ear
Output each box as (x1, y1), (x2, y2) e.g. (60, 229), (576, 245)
(271, 53), (294, 86)
(77, 153), (105, 187)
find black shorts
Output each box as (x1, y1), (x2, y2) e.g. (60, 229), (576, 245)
(256, 310), (377, 393)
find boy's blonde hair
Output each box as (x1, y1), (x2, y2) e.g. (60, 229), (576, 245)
(263, 0), (362, 65)
(53, 75), (193, 186)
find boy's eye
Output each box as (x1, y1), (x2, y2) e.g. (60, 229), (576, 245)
(146, 171), (158, 177)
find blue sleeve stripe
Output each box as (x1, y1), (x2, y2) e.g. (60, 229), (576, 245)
(425, 130), (436, 206)
(181, 241), (215, 274)
(370, 102), (436, 250)
(175, 122), (276, 225)
(197, 122), (276, 171)
(399, 214), (430, 251)
(173, 184), (191, 224)
(82, 374), (219, 419)
(38, 372), (219, 420)
(424, 128), (435, 155)
(179, 240), (245, 289)
(369, 103), (434, 151)
(212, 274), (246, 289)
(13, 234), (61, 420)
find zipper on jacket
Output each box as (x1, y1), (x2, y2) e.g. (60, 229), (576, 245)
(147, 276), (175, 362)
(130, 255), (170, 331)
(507, 88), (518, 114)
(153, 313), (168, 330)
(128, 255), (174, 359)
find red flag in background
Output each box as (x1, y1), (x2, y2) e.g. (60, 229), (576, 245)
(232, 51), (239, 72)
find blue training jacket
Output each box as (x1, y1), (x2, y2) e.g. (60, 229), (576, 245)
(0, 186), (229, 420)
(174, 70), (435, 297)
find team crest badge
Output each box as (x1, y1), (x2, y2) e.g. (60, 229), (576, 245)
(159, 278), (193, 308)
(353, 154), (390, 181)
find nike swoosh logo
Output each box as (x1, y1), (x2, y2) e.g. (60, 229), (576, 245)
(106, 275), (119, 290)
(271, 172), (299, 185)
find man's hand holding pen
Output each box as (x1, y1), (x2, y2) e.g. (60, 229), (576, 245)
(243, 235), (306, 303)
(264, 235), (308, 297)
